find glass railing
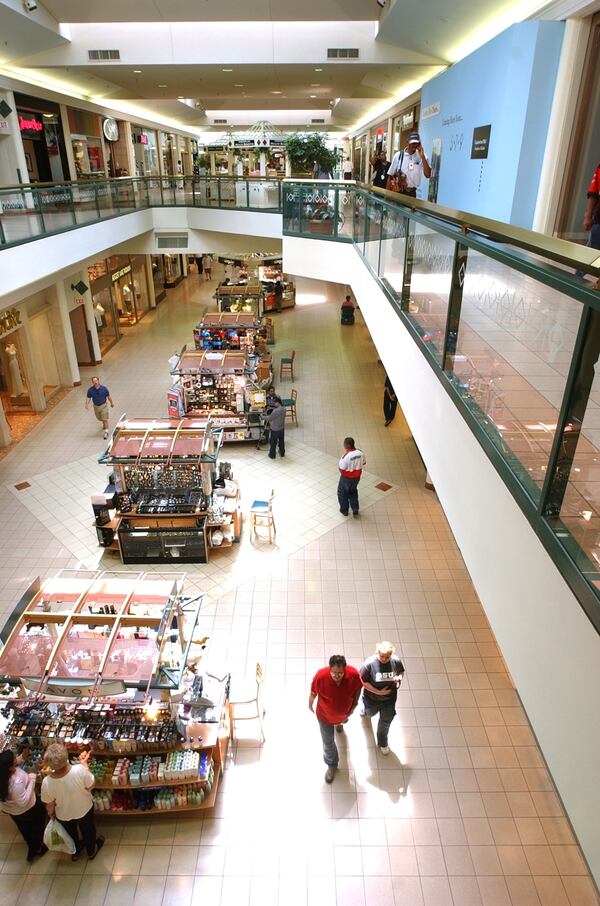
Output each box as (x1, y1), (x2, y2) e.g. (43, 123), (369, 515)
(283, 180), (600, 631)
(0, 175), (283, 248)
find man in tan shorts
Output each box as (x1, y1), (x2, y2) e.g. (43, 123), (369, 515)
(85, 376), (114, 440)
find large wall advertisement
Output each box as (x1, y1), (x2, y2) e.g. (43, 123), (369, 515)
(418, 21), (564, 228)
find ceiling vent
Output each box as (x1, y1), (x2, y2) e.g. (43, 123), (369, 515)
(88, 49), (121, 61)
(213, 118), (228, 124)
(327, 48), (359, 59)
(156, 233), (188, 249)
(311, 119), (325, 124)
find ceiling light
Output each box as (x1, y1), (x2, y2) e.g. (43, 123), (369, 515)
(133, 70), (142, 74)
(315, 68), (323, 72)
(311, 84), (320, 87)
(234, 84), (244, 87)
(158, 84), (167, 88)
(177, 96), (184, 99)
(222, 68), (233, 72)
(310, 95), (316, 98)
(42, 113), (54, 118)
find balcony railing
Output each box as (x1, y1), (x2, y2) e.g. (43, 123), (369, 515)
(0, 175), (283, 248)
(282, 180), (600, 632)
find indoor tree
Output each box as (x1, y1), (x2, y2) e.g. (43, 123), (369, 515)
(284, 132), (338, 177)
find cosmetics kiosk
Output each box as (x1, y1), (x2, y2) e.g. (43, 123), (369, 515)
(193, 311), (274, 351)
(216, 282), (266, 318)
(0, 569), (230, 815)
(167, 349), (270, 443)
(94, 417), (242, 561)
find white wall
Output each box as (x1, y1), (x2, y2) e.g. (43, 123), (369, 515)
(284, 235), (600, 884)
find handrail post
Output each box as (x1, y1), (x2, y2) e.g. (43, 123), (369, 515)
(333, 186), (339, 240)
(192, 177), (196, 206)
(159, 178), (164, 206)
(441, 241), (469, 373)
(400, 217), (414, 312)
(34, 186), (46, 235)
(217, 178), (222, 208)
(94, 183), (101, 219)
(67, 184), (77, 225)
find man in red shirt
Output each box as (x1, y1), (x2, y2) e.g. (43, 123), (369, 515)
(309, 654), (362, 783)
(577, 164), (600, 278)
(338, 436), (367, 517)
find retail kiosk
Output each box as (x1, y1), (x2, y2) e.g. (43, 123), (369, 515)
(193, 311), (274, 351)
(94, 417), (241, 561)
(168, 349), (270, 443)
(0, 569), (230, 815)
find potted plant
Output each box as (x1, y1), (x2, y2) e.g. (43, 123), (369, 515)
(284, 132), (338, 178)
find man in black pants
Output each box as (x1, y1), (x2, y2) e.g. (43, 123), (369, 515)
(360, 641), (404, 755)
(265, 398), (286, 459)
(383, 375), (397, 426)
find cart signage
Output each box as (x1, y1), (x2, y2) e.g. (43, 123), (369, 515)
(232, 139), (256, 148)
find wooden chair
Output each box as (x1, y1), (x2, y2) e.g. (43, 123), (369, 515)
(250, 489), (276, 543)
(281, 388), (298, 425)
(229, 662), (266, 742)
(279, 350), (296, 381)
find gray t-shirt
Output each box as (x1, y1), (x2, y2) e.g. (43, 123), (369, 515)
(266, 405), (286, 431)
(360, 654), (404, 703)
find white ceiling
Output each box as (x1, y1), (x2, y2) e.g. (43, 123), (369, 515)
(38, 0), (380, 23)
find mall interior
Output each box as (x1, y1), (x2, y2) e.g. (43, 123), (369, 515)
(0, 1), (600, 905)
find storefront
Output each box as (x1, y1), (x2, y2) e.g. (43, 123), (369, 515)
(160, 131), (177, 176)
(87, 255), (151, 353)
(391, 104), (420, 156)
(163, 254), (184, 288)
(132, 125), (159, 176)
(103, 119), (130, 178)
(14, 93), (69, 183)
(68, 107), (105, 178)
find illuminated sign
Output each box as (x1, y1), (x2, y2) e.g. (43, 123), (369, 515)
(19, 114), (43, 133)
(111, 264), (132, 282)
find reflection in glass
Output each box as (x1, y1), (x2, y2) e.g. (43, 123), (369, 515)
(404, 222), (455, 361)
(380, 207), (408, 308)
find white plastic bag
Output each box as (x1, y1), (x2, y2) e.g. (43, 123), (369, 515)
(43, 818), (76, 855)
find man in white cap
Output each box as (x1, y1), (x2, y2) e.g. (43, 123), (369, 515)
(387, 131), (431, 197)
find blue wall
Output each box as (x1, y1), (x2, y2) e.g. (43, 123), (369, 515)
(418, 21), (564, 228)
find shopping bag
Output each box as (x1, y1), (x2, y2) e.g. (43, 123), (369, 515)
(43, 818), (76, 855)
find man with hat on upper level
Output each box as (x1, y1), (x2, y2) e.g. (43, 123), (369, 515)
(387, 131), (431, 197)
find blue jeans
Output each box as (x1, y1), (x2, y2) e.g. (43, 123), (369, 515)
(576, 223), (600, 277)
(318, 720), (339, 767)
(337, 476), (360, 515)
(362, 694), (397, 747)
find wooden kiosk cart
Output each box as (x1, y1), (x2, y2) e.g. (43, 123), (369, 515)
(216, 282), (265, 317)
(94, 417), (241, 561)
(0, 569), (230, 815)
(193, 311), (274, 350)
(168, 349), (271, 443)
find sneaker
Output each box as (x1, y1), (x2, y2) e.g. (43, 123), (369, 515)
(335, 724), (344, 733)
(379, 745), (390, 755)
(103, 431), (109, 440)
(339, 509), (348, 516)
(88, 836), (105, 861)
(268, 454), (276, 460)
(324, 767), (336, 783)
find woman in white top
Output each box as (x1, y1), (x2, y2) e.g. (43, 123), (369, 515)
(0, 748), (48, 862)
(41, 744), (104, 861)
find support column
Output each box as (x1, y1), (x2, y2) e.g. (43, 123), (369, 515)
(52, 281), (81, 385)
(145, 257), (157, 309)
(16, 309), (46, 412)
(121, 121), (136, 179)
(209, 152), (216, 176)
(236, 156), (243, 177)
(227, 151), (235, 175)
(0, 89), (30, 187)
(385, 116), (394, 161)
(82, 286), (102, 364)
(60, 104), (78, 181)
(259, 151), (267, 176)
(0, 397), (12, 448)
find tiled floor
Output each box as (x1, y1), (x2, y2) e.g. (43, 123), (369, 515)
(0, 266), (597, 906)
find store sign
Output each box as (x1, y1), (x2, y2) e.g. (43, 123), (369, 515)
(262, 258), (282, 267)
(232, 139), (256, 149)
(422, 101), (441, 120)
(19, 114), (43, 133)
(269, 139), (283, 147)
(471, 124), (492, 160)
(103, 117), (119, 142)
(402, 112), (414, 129)
(111, 264), (132, 282)
(376, 128), (384, 138)
(0, 308), (22, 337)
(206, 144), (224, 152)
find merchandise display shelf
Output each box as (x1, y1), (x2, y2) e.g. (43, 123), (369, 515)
(101, 786), (219, 816)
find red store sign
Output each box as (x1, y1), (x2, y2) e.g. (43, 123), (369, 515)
(19, 114), (43, 133)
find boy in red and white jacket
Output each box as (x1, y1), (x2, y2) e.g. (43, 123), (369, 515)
(338, 436), (367, 517)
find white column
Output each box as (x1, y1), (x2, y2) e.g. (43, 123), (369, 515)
(236, 156), (243, 176)
(0, 89), (30, 186)
(532, 18), (591, 234)
(121, 121), (137, 179)
(0, 396), (11, 448)
(259, 151), (267, 176)
(16, 309), (46, 412)
(227, 151), (235, 175)
(285, 155), (291, 177)
(52, 281), (81, 385)
(145, 257), (157, 308)
(82, 286), (102, 363)
(59, 103), (78, 181)
(386, 117), (394, 161)
(209, 152), (216, 176)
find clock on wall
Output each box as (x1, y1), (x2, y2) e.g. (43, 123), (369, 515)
(103, 117), (119, 142)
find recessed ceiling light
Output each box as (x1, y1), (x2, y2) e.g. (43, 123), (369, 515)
(133, 69), (142, 73)
(177, 96), (184, 99)
(270, 90), (282, 94)
(310, 95), (316, 98)
(42, 113), (54, 118)
(222, 68), (233, 72)
(234, 84), (244, 87)
(311, 83), (320, 87)
(315, 68), (323, 72)
(158, 84), (168, 88)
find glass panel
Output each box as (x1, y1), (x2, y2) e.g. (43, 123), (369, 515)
(206, 179), (220, 207)
(353, 191), (367, 252)
(247, 180), (280, 209)
(219, 179), (236, 207)
(404, 222), (455, 361)
(103, 626), (159, 681)
(300, 184), (338, 238)
(282, 184), (301, 232)
(0, 188), (45, 243)
(96, 182), (118, 216)
(50, 622), (112, 678)
(37, 185), (76, 232)
(72, 183), (101, 225)
(448, 250), (581, 499)
(337, 186), (354, 240)
(380, 206), (408, 307)
(147, 178), (163, 206)
(193, 178), (209, 206)
(0, 622), (60, 677)
(364, 199), (382, 273)
(115, 179), (136, 212)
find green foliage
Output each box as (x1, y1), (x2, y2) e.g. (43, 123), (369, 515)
(284, 132), (338, 176)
